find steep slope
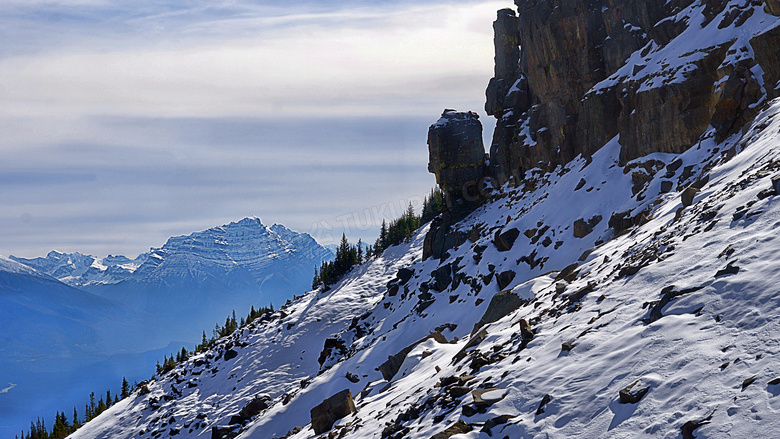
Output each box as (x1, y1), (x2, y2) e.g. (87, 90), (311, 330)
(70, 99), (780, 438)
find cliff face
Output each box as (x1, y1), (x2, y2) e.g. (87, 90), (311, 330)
(487, 0), (780, 181)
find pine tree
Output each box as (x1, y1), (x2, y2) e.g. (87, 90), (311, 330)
(121, 377), (130, 399)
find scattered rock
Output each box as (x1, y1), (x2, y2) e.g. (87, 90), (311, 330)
(378, 332), (447, 381)
(575, 178), (586, 191)
(536, 394), (552, 415)
(681, 186), (700, 207)
(472, 290), (525, 333)
(715, 263), (740, 277)
(645, 285), (704, 324)
(772, 176), (780, 195)
(448, 386), (471, 399)
(768, 378), (780, 386)
(318, 337), (347, 367)
(223, 349), (238, 362)
(660, 180), (674, 193)
(228, 395), (271, 425)
(742, 375), (757, 390)
(619, 380), (650, 404)
(396, 268), (414, 284)
(211, 425), (240, 439)
(496, 270), (517, 290)
(310, 389), (357, 435)
(481, 414), (514, 436)
(431, 420), (472, 439)
(561, 341), (575, 352)
(346, 372), (360, 383)
(680, 411), (714, 439)
(494, 227), (520, 252)
(431, 264), (453, 292)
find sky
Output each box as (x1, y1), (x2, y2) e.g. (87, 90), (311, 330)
(0, 0), (509, 258)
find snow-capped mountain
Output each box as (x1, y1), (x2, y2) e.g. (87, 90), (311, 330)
(12, 251), (147, 287)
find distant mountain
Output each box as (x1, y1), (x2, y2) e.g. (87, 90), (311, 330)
(0, 255), (174, 437)
(13, 217), (334, 343)
(12, 251), (147, 287)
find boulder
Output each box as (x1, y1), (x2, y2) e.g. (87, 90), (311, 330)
(228, 395), (271, 424)
(496, 270), (516, 290)
(378, 332), (447, 381)
(619, 380), (650, 404)
(310, 389), (357, 435)
(396, 268), (414, 284)
(211, 425), (240, 439)
(765, 0), (780, 16)
(536, 394), (552, 415)
(472, 290), (524, 333)
(772, 176), (780, 195)
(431, 420), (472, 439)
(660, 180), (674, 193)
(494, 227), (520, 252)
(573, 215), (602, 239)
(431, 264), (453, 292)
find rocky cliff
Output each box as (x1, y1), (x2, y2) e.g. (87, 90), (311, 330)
(486, 0), (780, 182)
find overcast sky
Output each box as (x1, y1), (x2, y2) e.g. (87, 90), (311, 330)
(0, 0), (509, 258)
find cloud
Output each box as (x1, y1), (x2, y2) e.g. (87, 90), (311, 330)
(0, 383), (16, 394)
(0, 0), (507, 257)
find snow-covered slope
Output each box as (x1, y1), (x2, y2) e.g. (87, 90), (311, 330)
(70, 94), (780, 438)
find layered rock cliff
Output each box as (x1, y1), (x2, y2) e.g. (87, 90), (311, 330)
(486, 0), (780, 182)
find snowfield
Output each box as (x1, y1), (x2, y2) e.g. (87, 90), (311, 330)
(70, 98), (780, 438)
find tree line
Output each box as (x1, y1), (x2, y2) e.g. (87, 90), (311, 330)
(313, 187), (444, 288)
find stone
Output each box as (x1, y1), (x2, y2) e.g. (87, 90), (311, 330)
(428, 110), (486, 215)
(496, 270), (516, 290)
(561, 341), (575, 352)
(660, 180), (674, 193)
(431, 264), (453, 292)
(310, 389), (357, 435)
(472, 290), (524, 333)
(715, 263), (740, 277)
(536, 394), (552, 415)
(773, 176), (780, 195)
(211, 425), (240, 439)
(223, 349), (238, 361)
(378, 331), (447, 381)
(742, 375), (757, 389)
(448, 386), (471, 399)
(481, 414), (515, 435)
(494, 227), (520, 252)
(318, 337), (347, 367)
(573, 215), (602, 239)
(681, 186), (699, 207)
(472, 388), (506, 407)
(619, 380), (650, 404)
(431, 420), (472, 439)
(645, 286), (704, 324)
(423, 214), (468, 260)
(229, 395), (271, 424)
(680, 411), (714, 439)
(346, 372), (360, 383)
(396, 268), (414, 284)
(765, 0), (780, 16)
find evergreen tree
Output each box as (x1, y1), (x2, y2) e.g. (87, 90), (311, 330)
(121, 377), (130, 399)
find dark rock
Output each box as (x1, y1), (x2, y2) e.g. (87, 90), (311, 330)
(561, 341), (575, 352)
(609, 208), (651, 235)
(431, 264), (453, 292)
(768, 378), (780, 386)
(536, 394), (552, 415)
(573, 215), (602, 238)
(310, 389), (357, 435)
(680, 411), (714, 439)
(681, 187), (699, 207)
(428, 110), (486, 214)
(518, 319), (535, 342)
(766, 0), (780, 15)
(619, 380), (650, 404)
(346, 372), (360, 383)
(472, 388), (506, 407)
(211, 425), (240, 439)
(742, 375), (757, 390)
(472, 291), (524, 334)
(317, 337), (347, 367)
(481, 414), (514, 436)
(448, 386), (471, 399)
(660, 180), (674, 193)
(575, 178), (586, 191)
(378, 332), (448, 381)
(223, 349), (238, 362)
(715, 263), (740, 277)
(645, 285), (704, 324)
(494, 227), (520, 252)
(773, 176), (780, 195)
(431, 420), (472, 439)
(229, 395), (271, 425)
(496, 270), (516, 290)
(387, 281), (400, 297)
(396, 268), (414, 284)
(566, 283), (595, 303)
(423, 214), (468, 260)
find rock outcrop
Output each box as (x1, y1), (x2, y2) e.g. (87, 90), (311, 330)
(310, 389), (357, 435)
(427, 109), (487, 214)
(485, 0), (780, 182)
